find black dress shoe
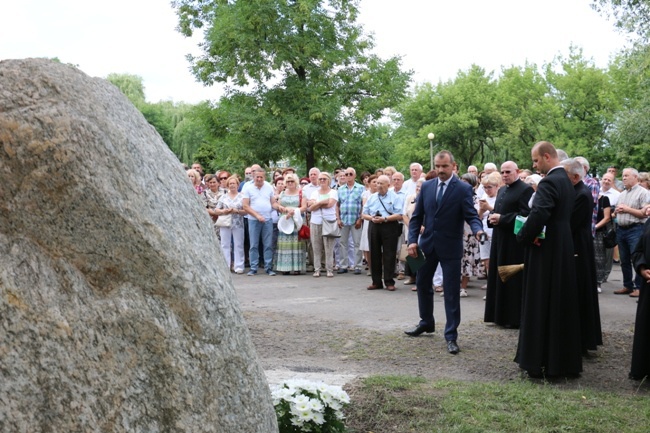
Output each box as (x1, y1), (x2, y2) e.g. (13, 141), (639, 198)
(404, 324), (435, 336)
(337, 268), (348, 274)
(447, 340), (460, 354)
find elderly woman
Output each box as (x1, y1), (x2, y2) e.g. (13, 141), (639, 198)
(187, 169), (203, 194)
(459, 173), (483, 297)
(402, 177), (425, 288)
(477, 172), (502, 289)
(215, 175), (246, 274)
(271, 176), (286, 259)
(202, 174), (221, 226)
(639, 172), (650, 190)
(216, 170), (230, 195)
(273, 173), (307, 274)
(307, 171), (339, 278)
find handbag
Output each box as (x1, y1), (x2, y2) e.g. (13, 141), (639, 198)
(298, 224), (311, 240)
(603, 224), (617, 249)
(322, 219), (341, 238)
(215, 212), (232, 228)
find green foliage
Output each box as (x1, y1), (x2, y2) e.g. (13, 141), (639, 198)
(605, 46), (650, 170)
(393, 50), (623, 173)
(106, 73), (146, 105)
(106, 72), (212, 163)
(173, 0), (411, 169)
(393, 66), (508, 170)
(592, 0), (650, 40)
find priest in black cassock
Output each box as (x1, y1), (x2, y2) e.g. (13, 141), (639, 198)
(515, 141), (582, 378)
(630, 211), (650, 380)
(484, 161), (533, 328)
(562, 158), (603, 353)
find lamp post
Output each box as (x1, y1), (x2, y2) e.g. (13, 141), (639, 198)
(428, 132), (435, 171)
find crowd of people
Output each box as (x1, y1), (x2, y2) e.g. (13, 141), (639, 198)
(185, 143), (650, 380)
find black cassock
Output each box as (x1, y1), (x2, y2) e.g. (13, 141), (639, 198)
(484, 179), (533, 328)
(515, 167), (582, 377)
(630, 219), (650, 380)
(571, 181), (603, 351)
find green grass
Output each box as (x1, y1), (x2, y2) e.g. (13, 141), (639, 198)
(344, 375), (650, 433)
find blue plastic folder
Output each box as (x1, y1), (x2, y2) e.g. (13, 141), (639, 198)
(406, 246), (426, 272)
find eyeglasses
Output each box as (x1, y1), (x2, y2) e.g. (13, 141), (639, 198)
(300, 182), (308, 185)
(286, 180), (295, 183)
(318, 178), (328, 181)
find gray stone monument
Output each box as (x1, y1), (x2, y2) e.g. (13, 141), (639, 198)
(0, 58), (278, 432)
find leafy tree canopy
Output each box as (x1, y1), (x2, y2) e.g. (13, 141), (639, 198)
(173, 0), (412, 170)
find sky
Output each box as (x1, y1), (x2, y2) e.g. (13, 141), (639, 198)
(0, 0), (629, 104)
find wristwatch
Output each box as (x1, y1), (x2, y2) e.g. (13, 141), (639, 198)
(384, 216), (388, 222)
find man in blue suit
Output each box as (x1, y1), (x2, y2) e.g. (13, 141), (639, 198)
(405, 150), (484, 354)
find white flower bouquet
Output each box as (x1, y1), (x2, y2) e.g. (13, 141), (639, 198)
(271, 379), (350, 433)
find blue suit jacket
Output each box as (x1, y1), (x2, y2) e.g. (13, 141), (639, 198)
(408, 175), (483, 260)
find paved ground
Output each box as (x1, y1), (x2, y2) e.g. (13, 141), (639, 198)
(233, 262), (638, 385)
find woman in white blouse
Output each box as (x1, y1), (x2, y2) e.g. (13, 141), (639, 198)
(307, 172), (339, 278)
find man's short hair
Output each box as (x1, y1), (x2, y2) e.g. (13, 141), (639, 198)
(534, 141), (558, 159)
(435, 150), (455, 164)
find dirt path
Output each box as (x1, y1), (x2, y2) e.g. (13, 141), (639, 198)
(234, 265), (646, 394)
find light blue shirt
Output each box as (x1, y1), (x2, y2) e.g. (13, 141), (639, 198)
(363, 189), (404, 218)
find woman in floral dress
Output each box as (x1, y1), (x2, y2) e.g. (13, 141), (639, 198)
(459, 173), (484, 297)
(273, 173), (307, 274)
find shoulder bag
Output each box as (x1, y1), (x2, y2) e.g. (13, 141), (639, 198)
(320, 192), (341, 237)
(603, 223), (617, 249)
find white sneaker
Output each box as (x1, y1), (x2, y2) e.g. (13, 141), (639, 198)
(597, 286), (602, 293)
(234, 268), (244, 274)
(483, 295), (487, 301)
(460, 289), (468, 297)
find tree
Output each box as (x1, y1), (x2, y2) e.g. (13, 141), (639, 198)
(392, 65), (507, 171)
(604, 47), (650, 170)
(494, 63), (556, 165)
(592, 0), (650, 40)
(173, 0), (411, 169)
(542, 47), (619, 169)
(106, 73), (146, 105)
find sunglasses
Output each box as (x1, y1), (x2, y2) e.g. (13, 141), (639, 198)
(345, 173), (354, 176)
(219, 177), (228, 180)
(286, 180), (295, 183)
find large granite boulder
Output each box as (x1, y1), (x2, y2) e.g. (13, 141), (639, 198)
(0, 58), (277, 432)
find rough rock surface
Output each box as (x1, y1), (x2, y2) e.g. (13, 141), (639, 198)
(0, 58), (277, 432)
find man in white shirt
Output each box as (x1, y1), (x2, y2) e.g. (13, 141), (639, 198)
(601, 172), (621, 207)
(243, 169), (279, 276)
(402, 163), (423, 197)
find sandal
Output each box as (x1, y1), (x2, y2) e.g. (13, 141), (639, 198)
(313, 271), (321, 278)
(326, 271), (334, 278)
(434, 286), (443, 292)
